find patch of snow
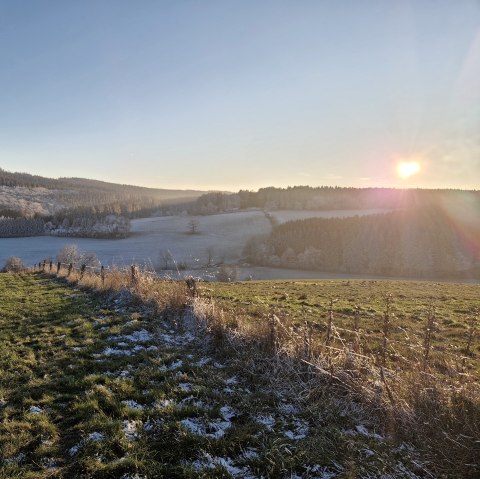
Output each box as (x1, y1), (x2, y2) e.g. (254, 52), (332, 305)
(220, 405), (237, 421)
(154, 398), (175, 408)
(122, 399), (144, 411)
(191, 454), (255, 478)
(225, 376), (238, 385)
(181, 418), (232, 439)
(102, 347), (134, 357)
(122, 420), (141, 440)
(241, 448), (259, 460)
(278, 402), (300, 415)
(284, 419), (309, 441)
(349, 424), (384, 441)
(256, 415), (275, 430)
(169, 359), (183, 370)
(87, 432), (105, 442)
(179, 382), (193, 392)
(196, 357), (211, 366)
(68, 442), (83, 456)
(29, 405), (44, 414)
(115, 329), (154, 343)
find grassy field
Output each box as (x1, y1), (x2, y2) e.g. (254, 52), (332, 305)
(0, 272), (478, 478)
(203, 279), (480, 377)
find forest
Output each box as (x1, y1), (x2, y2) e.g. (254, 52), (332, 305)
(244, 206), (480, 278)
(192, 186), (479, 214)
(0, 168), (202, 238)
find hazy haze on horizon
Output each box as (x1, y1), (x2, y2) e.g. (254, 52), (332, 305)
(1, 0), (479, 191)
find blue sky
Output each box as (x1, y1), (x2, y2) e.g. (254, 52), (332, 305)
(1, 0), (479, 190)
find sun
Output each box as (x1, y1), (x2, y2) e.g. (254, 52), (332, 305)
(397, 161), (421, 179)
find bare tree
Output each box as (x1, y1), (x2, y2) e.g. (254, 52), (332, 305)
(56, 244), (81, 265)
(187, 218), (200, 235)
(205, 246), (215, 267)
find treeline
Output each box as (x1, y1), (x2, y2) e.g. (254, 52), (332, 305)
(192, 186), (479, 214)
(0, 218), (45, 237)
(244, 208), (480, 278)
(0, 214), (130, 239)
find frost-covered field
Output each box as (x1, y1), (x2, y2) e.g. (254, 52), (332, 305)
(268, 208), (391, 224)
(0, 211), (271, 268)
(0, 209), (397, 276)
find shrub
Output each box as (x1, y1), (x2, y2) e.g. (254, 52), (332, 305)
(2, 256), (26, 273)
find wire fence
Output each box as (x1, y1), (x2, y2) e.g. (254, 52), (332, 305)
(31, 258), (477, 381)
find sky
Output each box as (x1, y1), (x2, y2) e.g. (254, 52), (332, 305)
(0, 0), (479, 191)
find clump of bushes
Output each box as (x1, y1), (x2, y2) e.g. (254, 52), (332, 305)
(2, 256), (26, 273)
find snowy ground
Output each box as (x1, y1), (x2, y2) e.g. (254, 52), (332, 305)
(0, 210), (384, 269)
(0, 211), (270, 268)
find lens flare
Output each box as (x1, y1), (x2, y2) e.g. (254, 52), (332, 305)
(397, 161), (420, 179)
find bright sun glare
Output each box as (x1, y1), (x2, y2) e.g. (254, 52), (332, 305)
(397, 161), (421, 179)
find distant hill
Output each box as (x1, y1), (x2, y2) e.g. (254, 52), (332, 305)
(0, 168), (205, 218)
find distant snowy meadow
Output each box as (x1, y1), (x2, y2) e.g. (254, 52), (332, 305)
(0, 209), (396, 280)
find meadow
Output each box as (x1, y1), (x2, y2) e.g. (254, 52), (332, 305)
(1, 268), (478, 478)
(0, 209), (393, 277)
(203, 279), (480, 376)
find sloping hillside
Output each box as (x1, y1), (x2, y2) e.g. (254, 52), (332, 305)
(0, 168), (204, 218)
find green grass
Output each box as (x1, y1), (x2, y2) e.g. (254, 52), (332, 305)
(202, 279), (480, 376)
(1, 272), (477, 478)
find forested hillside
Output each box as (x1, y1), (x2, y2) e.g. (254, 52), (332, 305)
(0, 168), (203, 218)
(0, 168), (204, 237)
(192, 185), (479, 214)
(245, 206), (480, 278)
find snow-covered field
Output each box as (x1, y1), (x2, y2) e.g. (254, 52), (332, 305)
(0, 209), (400, 279)
(0, 211), (271, 268)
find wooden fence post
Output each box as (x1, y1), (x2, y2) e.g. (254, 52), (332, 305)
(131, 264), (138, 285)
(57, 262), (61, 274)
(185, 277), (197, 298)
(101, 265), (105, 286)
(303, 320), (312, 360)
(381, 294), (393, 367)
(269, 313), (278, 353)
(68, 263), (73, 277)
(49, 261), (53, 272)
(80, 264), (86, 280)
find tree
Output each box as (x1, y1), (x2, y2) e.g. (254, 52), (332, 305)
(80, 251), (100, 268)
(187, 218), (200, 235)
(56, 244), (81, 265)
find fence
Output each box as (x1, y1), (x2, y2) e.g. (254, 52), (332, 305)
(31, 259), (197, 296)
(31, 258), (477, 380)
